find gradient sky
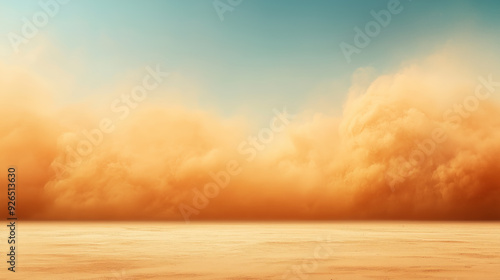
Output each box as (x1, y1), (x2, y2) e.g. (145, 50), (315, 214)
(1, 0), (500, 221)
(1, 0), (500, 116)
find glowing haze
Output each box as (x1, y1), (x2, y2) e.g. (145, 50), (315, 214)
(1, 46), (500, 221)
(1, 0), (500, 221)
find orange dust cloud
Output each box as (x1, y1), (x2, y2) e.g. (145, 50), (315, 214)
(1, 51), (500, 221)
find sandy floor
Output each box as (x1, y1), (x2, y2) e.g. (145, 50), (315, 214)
(4, 222), (499, 279)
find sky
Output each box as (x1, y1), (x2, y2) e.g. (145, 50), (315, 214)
(1, 0), (500, 221)
(1, 0), (499, 115)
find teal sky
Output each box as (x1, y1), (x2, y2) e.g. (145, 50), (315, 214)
(2, 0), (500, 117)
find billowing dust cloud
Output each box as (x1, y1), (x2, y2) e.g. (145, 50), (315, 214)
(1, 52), (500, 221)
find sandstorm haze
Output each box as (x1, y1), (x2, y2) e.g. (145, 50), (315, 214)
(1, 46), (500, 221)
(2, 1), (500, 278)
(0, 0), (500, 222)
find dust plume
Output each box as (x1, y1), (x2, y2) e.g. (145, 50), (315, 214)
(1, 50), (500, 221)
